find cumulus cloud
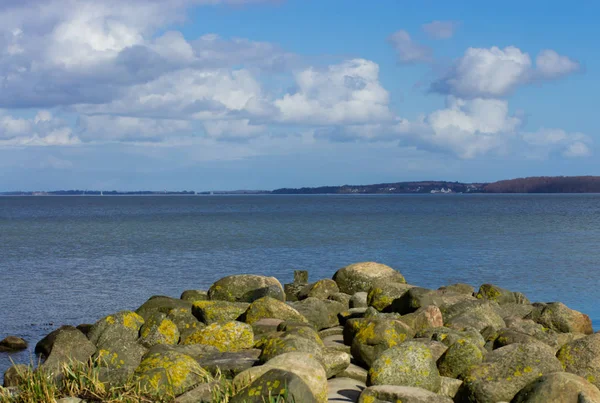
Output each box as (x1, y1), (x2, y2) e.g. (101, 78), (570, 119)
(0, 110), (80, 146)
(521, 128), (591, 158)
(387, 30), (433, 64)
(422, 20), (460, 39)
(536, 49), (580, 79)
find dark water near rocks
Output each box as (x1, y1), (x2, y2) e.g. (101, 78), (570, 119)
(1, 194), (600, 376)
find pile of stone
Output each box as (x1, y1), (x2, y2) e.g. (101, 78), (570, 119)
(2, 261), (600, 402)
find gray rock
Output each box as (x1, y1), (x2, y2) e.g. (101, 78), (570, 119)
(443, 299), (506, 332)
(336, 363), (368, 383)
(322, 334), (350, 354)
(350, 292), (369, 308)
(196, 349), (261, 378)
(367, 282), (414, 312)
(37, 326), (96, 374)
(232, 368), (318, 403)
(320, 348), (351, 378)
(175, 381), (219, 403)
(3, 364), (28, 387)
(359, 385), (453, 403)
(390, 287), (475, 315)
(475, 284), (519, 305)
(351, 318), (415, 368)
(180, 290), (208, 303)
(535, 302), (593, 334)
(329, 292), (352, 308)
(135, 296), (192, 321)
(437, 339), (485, 378)
(298, 279), (339, 300)
(208, 274), (285, 303)
(0, 336), (27, 352)
(333, 262), (406, 295)
(438, 283), (475, 295)
(556, 333), (600, 389)
(439, 377), (462, 399)
(511, 372), (600, 403)
(289, 297), (346, 330)
(318, 326), (343, 338)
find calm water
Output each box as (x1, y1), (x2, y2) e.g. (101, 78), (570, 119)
(1, 194), (599, 375)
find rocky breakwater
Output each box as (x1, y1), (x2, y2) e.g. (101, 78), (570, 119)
(1, 262), (599, 402)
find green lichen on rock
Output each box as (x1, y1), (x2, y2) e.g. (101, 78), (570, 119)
(437, 338), (485, 378)
(367, 343), (441, 392)
(476, 284), (518, 305)
(134, 350), (211, 396)
(257, 326), (324, 363)
(208, 274), (285, 303)
(135, 296), (192, 322)
(191, 300), (249, 324)
(182, 321), (254, 352)
(166, 308), (204, 342)
(298, 279), (340, 300)
(179, 290), (208, 303)
(88, 310), (145, 346)
(351, 317), (415, 367)
(333, 262), (406, 295)
(556, 333), (600, 389)
(231, 368), (318, 403)
(241, 296), (308, 325)
(367, 282), (413, 312)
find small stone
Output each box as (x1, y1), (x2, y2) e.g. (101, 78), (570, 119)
(0, 336), (27, 352)
(3, 364), (28, 387)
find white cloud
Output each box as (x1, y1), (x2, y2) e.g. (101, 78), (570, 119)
(274, 59), (393, 125)
(536, 49), (580, 79)
(422, 20), (460, 39)
(0, 110), (80, 146)
(521, 128), (591, 158)
(564, 142), (591, 158)
(77, 115), (192, 142)
(387, 30), (433, 64)
(203, 119), (265, 140)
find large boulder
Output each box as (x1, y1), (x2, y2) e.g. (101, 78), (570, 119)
(257, 326), (324, 363)
(88, 311), (145, 346)
(298, 279), (339, 300)
(400, 305), (444, 333)
(232, 368), (318, 403)
(458, 343), (563, 403)
(535, 302), (593, 335)
(333, 262), (406, 295)
(35, 326), (96, 373)
(557, 333), (600, 389)
(191, 301), (249, 324)
(359, 385), (453, 403)
(443, 299), (506, 332)
(289, 298), (346, 330)
(135, 296), (192, 321)
(367, 282), (414, 312)
(512, 372), (600, 403)
(437, 339), (485, 378)
(241, 296), (308, 325)
(233, 352), (328, 403)
(208, 274), (285, 302)
(390, 287), (475, 315)
(134, 350), (211, 396)
(368, 344), (441, 392)
(182, 321), (253, 352)
(417, 327), (485, 349)
(139, 313), (180, 348)
(351, 318), (415, 367)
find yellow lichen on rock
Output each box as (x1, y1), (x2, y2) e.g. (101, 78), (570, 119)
(182, 321), (253, 352)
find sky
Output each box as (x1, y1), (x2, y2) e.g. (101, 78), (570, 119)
(0, 0), (598, 191)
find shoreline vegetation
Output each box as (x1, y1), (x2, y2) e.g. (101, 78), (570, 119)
(2, 262), (600, 402)
(5, 176), (600, 196)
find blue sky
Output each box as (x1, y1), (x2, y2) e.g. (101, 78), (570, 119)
(0, 0), (597, 191)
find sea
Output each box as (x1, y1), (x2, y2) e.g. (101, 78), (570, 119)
(1, 194), (599, 376)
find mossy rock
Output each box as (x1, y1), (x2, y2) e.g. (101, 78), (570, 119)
(147, 343), (219, 361)
(438, 283), (475, 295)
(182, 321), (254, 352)
(406, 339), (448, 361)
(359, 385), (453, 403)
(367, 282), (414, 312)
(233, 352), (328, 403)
(333, 262), (406, 295)
(368, 343), (441, 392)
(36, 326), (96, 374)
(557, 333), (600, 389)
(88, 310), (145, 347)
(389, 287), (474, 315)
(196, 349), (261, 379)
(496, 303), (535, 320)
(490, 328), (551, 350)
(241, 296), (308, 325)
(139, 313), (180, 348)
(400, 305), (444, 333)
(208, 274), (285, 303)
(416, 326), (485, 349)
(443, 299), (506, 332)
(258, 327), (324, 363)
(437, 339), (485, 378)
(180, 290), (208, 303)
(329, 292), (352, 308)
(134, 350), (211, 396)
(535, 302), (593, 335)
(512, 372), (600, 403)
(457, 342), (563, 403)
(166, 308), (204, 341)
(339, 308), (368, 325)
(191, 300), (249, 325)
(439, 376), (463, 399)
(135, 296), (192, 321)
(320, 347), (351, 378)
(232, 368), (318, 403)
(298, 279), (339, 300)
(475, 284), (519, 305)
(351, 318), (415, 368)
(94, 340), (147, 375)
(289, 297), (346, 330)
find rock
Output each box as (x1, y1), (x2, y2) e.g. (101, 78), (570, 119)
(359, 385), (453, 403)
(350, 292), (368, 308)
(557, 333), (600, 389)
(174, 381), (219, 403)
(321, 347), (351, 378)
(95, 340), (148, 385)
(166, 308), (204, 341)
(400, 305), (444, 333)
(241, 296), (308, 325)
(367, 282), (414, 312)
(458, 343), (563, 403)
(191, 300), (249, 325)
(339, 308), (368, 325)
(139, 313), (180, 348)
(135, 296), (192, 321)
(368, 343), (441, 392)
(512, 372), (600, 403)
(351, 318), (415, 368)
(329, 292), (352, 308)
(535, 302), (593, 334)
(322, 334), (350, 354)
(390, 287), (475, 315)
(208, 274), (285, 302)
(76, 324), (93, 336)
(35, 326), (96, 373)
(298, 279), (339, 300)
(496, 303), (535, 320)
(3, 364), (27, 387)
(180, 290), (208, 303)
(318, 326), (343, 338)
(183, 321), (254, 352)
(439, 377), (462, 398)
(251, 318), (284, 338)
(289, 297), (346, 330)
(0, 336), (27, 352)
(408, 339), (448, 361)
(196, 349), (261, 378)
(134, 350), (211, 396)
(417, 326), (485, 349)
(333, 262), (406, 295)
(294, 270), (309, 284)
(443, 299), (506, 332)
(284, 283), (304, 302)
(438, 283), (475, 295)
(258, 326), (324, 363)
(328, 377), (366, 403)
(88, 311), (145, 347)
(232, 368), (318, 403)
(147, 343), (219, 361)
(437, 339), (485, 378)
(476, 284), (519, 305)
(336, 363), (368, 383)
(233, 352), (328, 402)
(491, 328), (550, 350)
